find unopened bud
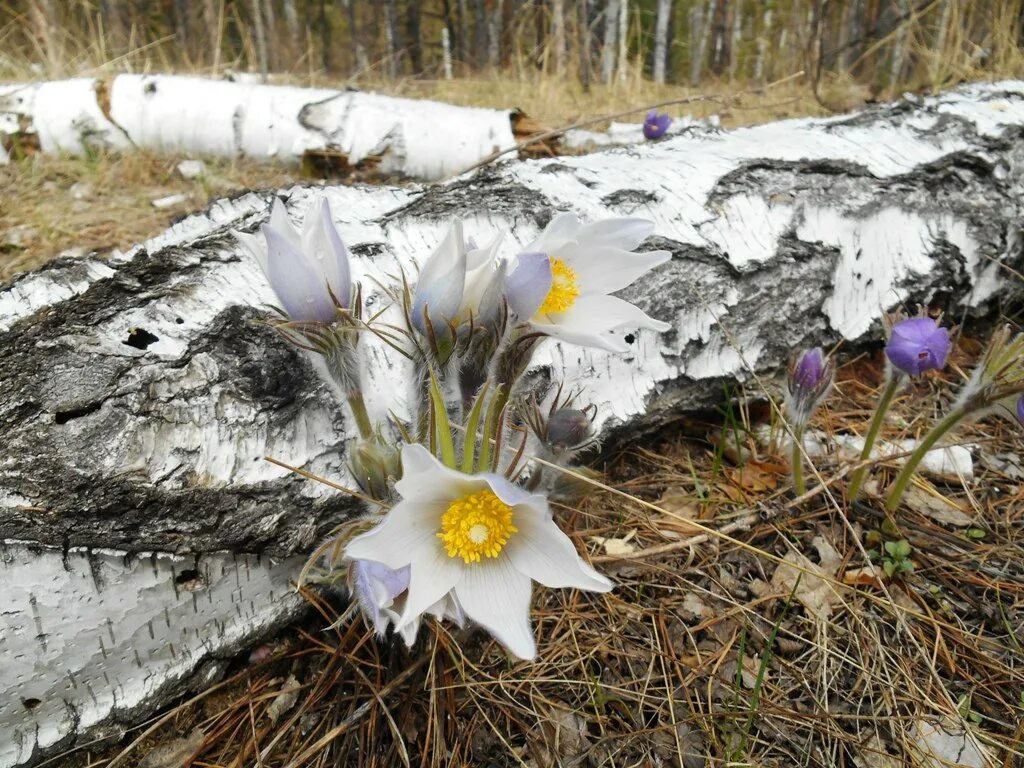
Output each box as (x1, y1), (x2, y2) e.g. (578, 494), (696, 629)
(349, 438), (401, 501)
(545, 408), (593, 451)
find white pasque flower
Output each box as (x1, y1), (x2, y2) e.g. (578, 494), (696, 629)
(504, 213), (671, 352)
(235, 197), (352, 324)
(344, 443), (612, 660)
(410, 220), (503, 337)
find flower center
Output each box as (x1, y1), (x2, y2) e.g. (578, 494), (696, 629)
(538, 258), (580, 315)
(437, 489), (517, 564)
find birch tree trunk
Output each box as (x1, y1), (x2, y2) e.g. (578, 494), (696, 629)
(249, 0), (269, 79)
(489, 0), (505, 67)
(0, 75), (520, 181)
(4, 82), (1024, 767)
(552, 0), (568, 76)
(652, 0), (672, 83)
(600, 0), (618, 83)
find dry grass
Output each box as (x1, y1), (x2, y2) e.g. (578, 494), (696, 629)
(50, 339), (1024, 768)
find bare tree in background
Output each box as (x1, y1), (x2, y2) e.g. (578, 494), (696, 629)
(261, 0), (279, 71)
(249, 0), (269, 78)
(578, 0), (593, 90)
(282, 0), (301, 53)
(384, 0), (400, 77)
(652, 0), (673, 83)
(407, 0), (424, 74)
(474, 0), (487, 67)
(552, 0), (568, 74)
(616, 0), (628, 82)
(600, 0), (618, 83)
(488, 0), (505, 66)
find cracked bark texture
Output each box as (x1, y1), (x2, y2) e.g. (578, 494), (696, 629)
(3, 81), (1024, 766)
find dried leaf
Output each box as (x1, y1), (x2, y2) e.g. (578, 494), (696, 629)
(843, 566), (885, 589)
(140, 728), (205, 768)
(903, 487), (974, 527)
(771, 548), (844, 620)
(591, 531), (637, 556)
(266, 674), (301, 723)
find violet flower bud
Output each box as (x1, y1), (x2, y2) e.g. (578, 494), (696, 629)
(785, 347), (834, 427)
(885, 317), (951, 377)
(1017, 395), (1024, 424)
(642, 110), (671, 140)
(545, 408), (594, 451)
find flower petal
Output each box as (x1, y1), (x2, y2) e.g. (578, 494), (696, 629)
(575, 218), (655, 252)
(505, 504), (613, 592)
(411, 221), (467, 335)
(263, 225), (337, 323)
(395, 443), (483, 505)
(455, 557), (536, 660)
(534, 294), (671, 352)
(505, 252), (553, 319)
(235, 230), (268, 273)
(397, 547), (463, 631)
(344, 498), (440, 570)
(524, 212), (581, 255)
(560, 245), (670, 294)
(269, 197), (301, 251)
(300, 198), (352, 308)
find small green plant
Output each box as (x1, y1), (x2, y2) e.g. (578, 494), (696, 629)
(881, 539), (915, 580)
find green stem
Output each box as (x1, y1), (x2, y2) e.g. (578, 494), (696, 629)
(791, 426), (806, 496)
(885, 406), (967, 511)
(347, 392), (373, 440)
(848, 375), (901, 501)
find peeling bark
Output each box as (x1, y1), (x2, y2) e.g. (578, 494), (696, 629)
(3, 82), (1024, 766)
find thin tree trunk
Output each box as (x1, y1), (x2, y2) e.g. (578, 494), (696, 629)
(174, 0), (191, 58)
(29, 0), (60, 76)
(754, 6), (772, 83)
(474, 0), (488, 68)
(601, 0), (618, 84)
(442, 26), (454, 78)
(384, 0), (400, 77)
(249, 0), (269, 79)
(489, 0), (505, 66)
(457, 0), (469, 66)
(652, 0), (672, 83)
(319, 0), (332, 73)
(552, 0), (567, 75)
(261, 0), (279, 71)
(889, 0), (911, 90)
(578, 0), (592, 90)
(617, 0), (628, 83)
(345, 0), (369, 75)
(406, 0), (424, 74)
(204, 0), (221, 69)
(100, 0), (127, 57)
(282, 0), (301, 54)
(931, 0), (952, 89)
(728, 0), (742, 81)
(689, 0), (708, 86)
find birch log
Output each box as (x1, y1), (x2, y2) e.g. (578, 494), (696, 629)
(0, 75), (521, 181)
(4, 82), (1024, 767)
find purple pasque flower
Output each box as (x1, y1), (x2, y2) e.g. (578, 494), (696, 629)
(885, 317), (951, 377)
(1017, 394), (1024, 424)
(785, 347), (834, 425)
(642, 110), (671, 140)
(350, 560), (411, 636)
(236, 197), (352, 324)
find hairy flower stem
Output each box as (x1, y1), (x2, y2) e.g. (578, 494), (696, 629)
(791, 426), (806, 496)
(885, 406), (967, 511)
(848, 375), (901, 501)
(347, 392), (374, 440)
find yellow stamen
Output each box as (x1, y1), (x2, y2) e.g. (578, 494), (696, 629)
(437, 489), (517, 564)
(538, 258), (580, 315)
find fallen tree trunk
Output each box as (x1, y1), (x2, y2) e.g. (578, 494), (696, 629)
(2, 80), (1023, 766)
(0, 74), (528, 181)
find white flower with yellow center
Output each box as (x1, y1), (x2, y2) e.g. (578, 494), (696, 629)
(504, 213), (671, 352)
(344, 443), (612, 660)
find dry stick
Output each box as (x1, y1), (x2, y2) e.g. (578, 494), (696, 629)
(448, 70), (806, 180)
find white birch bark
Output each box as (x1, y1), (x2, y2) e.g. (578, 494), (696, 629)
(617, 0), (629, 83)
(552, 0), (568, 76)
(0, 75), (518, 181)
(600, 0), (618, 83)
(652, 0), (673, 84)
(4, 82), (1024, 766)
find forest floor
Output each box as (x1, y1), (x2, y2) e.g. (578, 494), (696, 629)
(77, 342), (1024, 768)
(4, 72), (1023, 767)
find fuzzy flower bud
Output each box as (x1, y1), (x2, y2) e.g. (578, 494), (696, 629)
(545, 408), (594, 452)
(1017, 395), (1024, 424)
(785, 347), (834, 427)
(643, 110), (672, 140)
(349, 438), (402, 502)
(885, 317), (951, 377)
